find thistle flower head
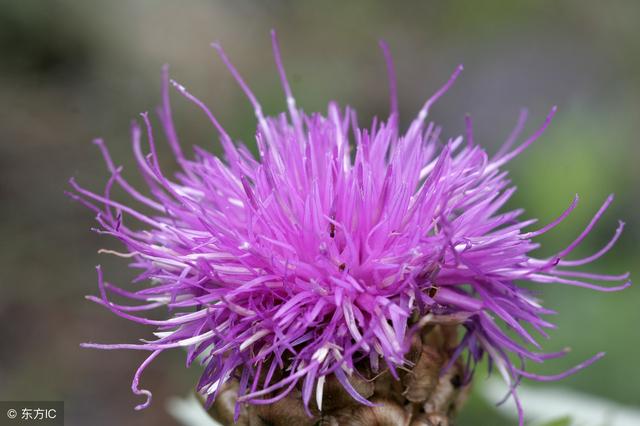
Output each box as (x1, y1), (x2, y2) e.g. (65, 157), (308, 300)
(69, 31), (630, 425)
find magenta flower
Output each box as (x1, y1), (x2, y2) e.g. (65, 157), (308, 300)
(69, 31), (629, 424)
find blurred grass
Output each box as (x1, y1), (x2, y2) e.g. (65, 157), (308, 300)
(0, 1), (638, 425)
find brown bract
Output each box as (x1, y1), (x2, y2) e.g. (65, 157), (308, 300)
(207, 323), (470, 426)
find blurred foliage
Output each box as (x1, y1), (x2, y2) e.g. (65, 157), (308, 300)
(539, 417), (572, 426)
(0, 1), (638, 425)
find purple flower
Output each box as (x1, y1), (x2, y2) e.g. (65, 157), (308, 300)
(69, 31), (630, 424)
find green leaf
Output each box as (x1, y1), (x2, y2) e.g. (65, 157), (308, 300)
(538, 416), (572, 426)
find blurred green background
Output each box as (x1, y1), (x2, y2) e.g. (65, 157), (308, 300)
(0, 1), (638, 425)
